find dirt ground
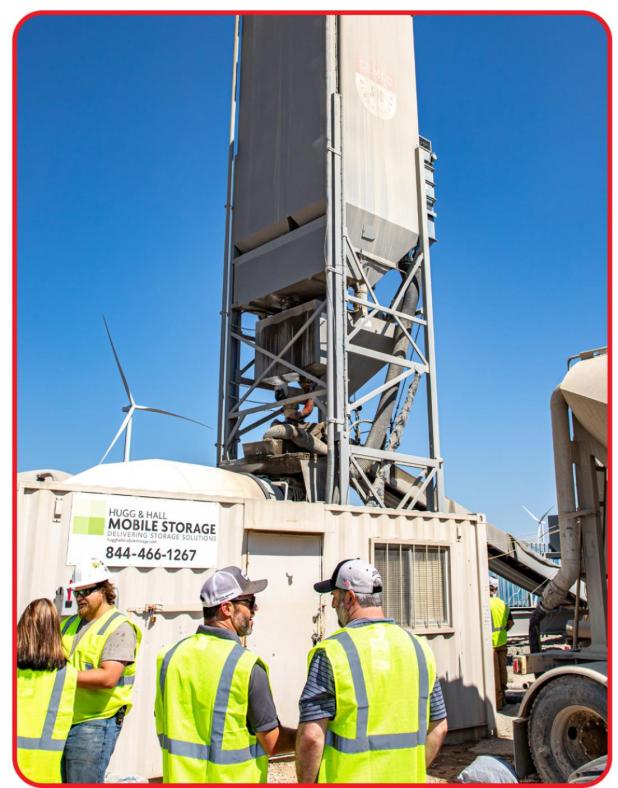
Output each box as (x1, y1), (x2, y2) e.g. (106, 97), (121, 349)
(267, 670), (531, 784)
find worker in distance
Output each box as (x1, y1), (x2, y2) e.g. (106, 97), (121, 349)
(155, 565), (296, 782)
(296, 558), (448, 783)
(489, 575), (514, 709)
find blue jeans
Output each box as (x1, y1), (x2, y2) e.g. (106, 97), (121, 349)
(61, 714), (123, 783)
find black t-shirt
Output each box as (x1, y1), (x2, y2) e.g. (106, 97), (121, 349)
(196, 625), (279, 734)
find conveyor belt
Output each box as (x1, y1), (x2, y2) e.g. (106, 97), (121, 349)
(383, 466), (579, 601)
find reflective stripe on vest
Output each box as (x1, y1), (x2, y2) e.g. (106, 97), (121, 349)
(17, 668), (68, 752)
(157, 641), (267, 766)
(82, 660), (135, 686)
(323, 630), (429, 754)
(61, 615), (77, 636)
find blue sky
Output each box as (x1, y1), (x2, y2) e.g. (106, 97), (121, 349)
(17, 13), (608, 538)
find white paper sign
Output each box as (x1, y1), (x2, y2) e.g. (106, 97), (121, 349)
(67, 493), (219, 568)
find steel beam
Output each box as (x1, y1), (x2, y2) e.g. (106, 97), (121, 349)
(217, 14), (241, 464)
(350, 444), (442, 470)
(415, 145), (446, 510)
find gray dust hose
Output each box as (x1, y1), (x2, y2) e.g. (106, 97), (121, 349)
(529, 386), (582, 655)
(541, 387), (581, 610)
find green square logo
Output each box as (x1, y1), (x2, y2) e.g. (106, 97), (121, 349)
(72, 499), (107, 536)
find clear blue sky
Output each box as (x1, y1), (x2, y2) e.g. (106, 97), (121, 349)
(17, 13), (608, 538)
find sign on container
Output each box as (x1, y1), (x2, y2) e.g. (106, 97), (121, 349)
(67, 492), (219, 568)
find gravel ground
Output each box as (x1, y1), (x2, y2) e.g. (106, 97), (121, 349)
(267, 671), (531, 784)
(267, 699), (522, 785)
(427, 693), (522, 783)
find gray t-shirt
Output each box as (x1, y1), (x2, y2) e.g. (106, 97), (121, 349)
(72, 616), (137, 664)
(196, 625), (279, 734)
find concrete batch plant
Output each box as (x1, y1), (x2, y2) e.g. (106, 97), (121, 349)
(18, 15), (501, 780)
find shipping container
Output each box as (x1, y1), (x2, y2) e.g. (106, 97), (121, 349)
(17, 460), (496, 779)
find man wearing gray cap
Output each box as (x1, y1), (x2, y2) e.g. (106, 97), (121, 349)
(154, 566), (295, 783)
(296, 558), (448, 783)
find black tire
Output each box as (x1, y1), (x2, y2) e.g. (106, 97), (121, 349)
(528, 676), (607, 782)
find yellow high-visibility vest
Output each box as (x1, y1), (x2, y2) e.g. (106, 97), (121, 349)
(489, 597), (509, 648)
(61, 607), (141, 723)
(17, 664), (78, 783)
(308, 622), (437, 784)
(155, 633), (269, 783)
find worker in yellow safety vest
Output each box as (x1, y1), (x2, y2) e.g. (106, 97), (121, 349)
(155, 566), (296, 783)
(17, 598), (78, 783)
(60, 558), (142, 783)
(489, 576), (514, 709)
(296, 558), (449, 783)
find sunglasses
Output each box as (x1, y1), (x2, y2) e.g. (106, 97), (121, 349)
(232, 595), (257, 612)
(74, 584), (102, 599)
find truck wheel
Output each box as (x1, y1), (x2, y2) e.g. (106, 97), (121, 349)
(528, 676), (607, 782)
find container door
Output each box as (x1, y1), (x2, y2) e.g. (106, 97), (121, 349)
(245, 531), (322, 727)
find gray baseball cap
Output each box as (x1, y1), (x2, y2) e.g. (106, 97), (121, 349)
(200, 566), (268, 606)
(314, 558), (383, 594)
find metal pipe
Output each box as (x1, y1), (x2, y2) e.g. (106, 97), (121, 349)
(572, 522), (583, 649)
(529, 386), (582, 656)
(540, 387), (581, 611)
(216, 15), (241, 465)
(324, 16), (336, 504)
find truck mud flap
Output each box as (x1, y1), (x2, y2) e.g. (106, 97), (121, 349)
(513, 716), (533, 779)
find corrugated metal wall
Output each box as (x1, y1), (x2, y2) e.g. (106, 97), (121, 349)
(17, 479), (495, 779)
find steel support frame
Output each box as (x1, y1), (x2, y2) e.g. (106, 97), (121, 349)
(222, 302), (328, 454)
(218, 17), (445, 511)
(341, 231), (443, 510)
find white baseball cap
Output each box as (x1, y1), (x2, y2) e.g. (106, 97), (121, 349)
(314, 558), (383, 594)
(200, 566), (268, 607)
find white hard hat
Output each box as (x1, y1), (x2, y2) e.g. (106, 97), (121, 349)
(68, 558), (111, 590)
(489, 576), (499, 590)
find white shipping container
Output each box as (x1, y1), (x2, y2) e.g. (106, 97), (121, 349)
(17, 461), (497, 779)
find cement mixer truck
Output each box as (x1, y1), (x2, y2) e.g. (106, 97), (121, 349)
(513, 348), (608, 783)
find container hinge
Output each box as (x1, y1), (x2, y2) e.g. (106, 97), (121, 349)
(52, 496), (63, 523)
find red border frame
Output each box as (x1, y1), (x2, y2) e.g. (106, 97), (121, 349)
(12, 9), (613, 787)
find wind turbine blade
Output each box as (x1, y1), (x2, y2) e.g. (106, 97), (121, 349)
(103, 315), (134, 405)
(135, 405), (212, 429)
(539, 505), (554, 523)
(522, 505), (540, 523)
(100, 407), (134, 464)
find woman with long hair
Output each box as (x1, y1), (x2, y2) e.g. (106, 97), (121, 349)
(17, 598), (77, 783)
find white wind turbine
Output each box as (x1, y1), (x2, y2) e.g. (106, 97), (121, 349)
(522, 503), (554, 547)
(100, 317), (210, 463)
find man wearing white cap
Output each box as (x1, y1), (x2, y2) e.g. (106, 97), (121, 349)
(296, 558), (448, 783)
(60, 559), (141, 783)
(155, 566), (295, 783)
(489, 576), (514, 709)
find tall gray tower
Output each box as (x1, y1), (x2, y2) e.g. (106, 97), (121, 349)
(218, 15), (444, 510)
